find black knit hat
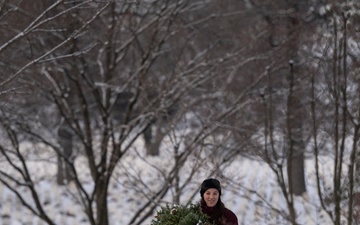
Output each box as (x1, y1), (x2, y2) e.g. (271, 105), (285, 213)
(200, 178), (221, 198)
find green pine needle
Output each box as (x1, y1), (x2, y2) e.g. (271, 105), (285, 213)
(150, 203), (213, 225)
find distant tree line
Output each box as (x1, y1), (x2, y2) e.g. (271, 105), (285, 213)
(0, 0), (359, 225)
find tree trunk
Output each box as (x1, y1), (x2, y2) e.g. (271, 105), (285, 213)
(287, 65), (306, 196)
(286, 3), (307, 197)
(352, 152), (360, 223)
(96, 177), (109, 225)
(57, 124), (75, 185)
(144, 123), (166, 156)
(288, 148), (306, 195)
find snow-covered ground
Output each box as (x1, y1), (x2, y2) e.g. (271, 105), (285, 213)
(0, 138), (342, 225)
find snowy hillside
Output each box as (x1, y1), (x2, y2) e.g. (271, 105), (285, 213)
(0, 139), (341, 225)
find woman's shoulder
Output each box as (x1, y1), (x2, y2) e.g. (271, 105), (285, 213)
(224, 207), (238, 224)
(224, 207), (236, 216)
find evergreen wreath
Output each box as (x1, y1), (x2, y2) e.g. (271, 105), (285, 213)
(151, 202), (214, 225)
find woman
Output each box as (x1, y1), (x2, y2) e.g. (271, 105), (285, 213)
(200, 178), (238, 225)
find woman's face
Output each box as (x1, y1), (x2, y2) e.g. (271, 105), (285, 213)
(203, 188), (219, 207)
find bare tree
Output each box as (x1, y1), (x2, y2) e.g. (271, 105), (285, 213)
(0, 0), (258, 224)
(2, 1), (359, 225)
(234, 1), (359, 224)
(308, 3), (360, 225)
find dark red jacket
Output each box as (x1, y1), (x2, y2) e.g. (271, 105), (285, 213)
(201, 202), (238, 225)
